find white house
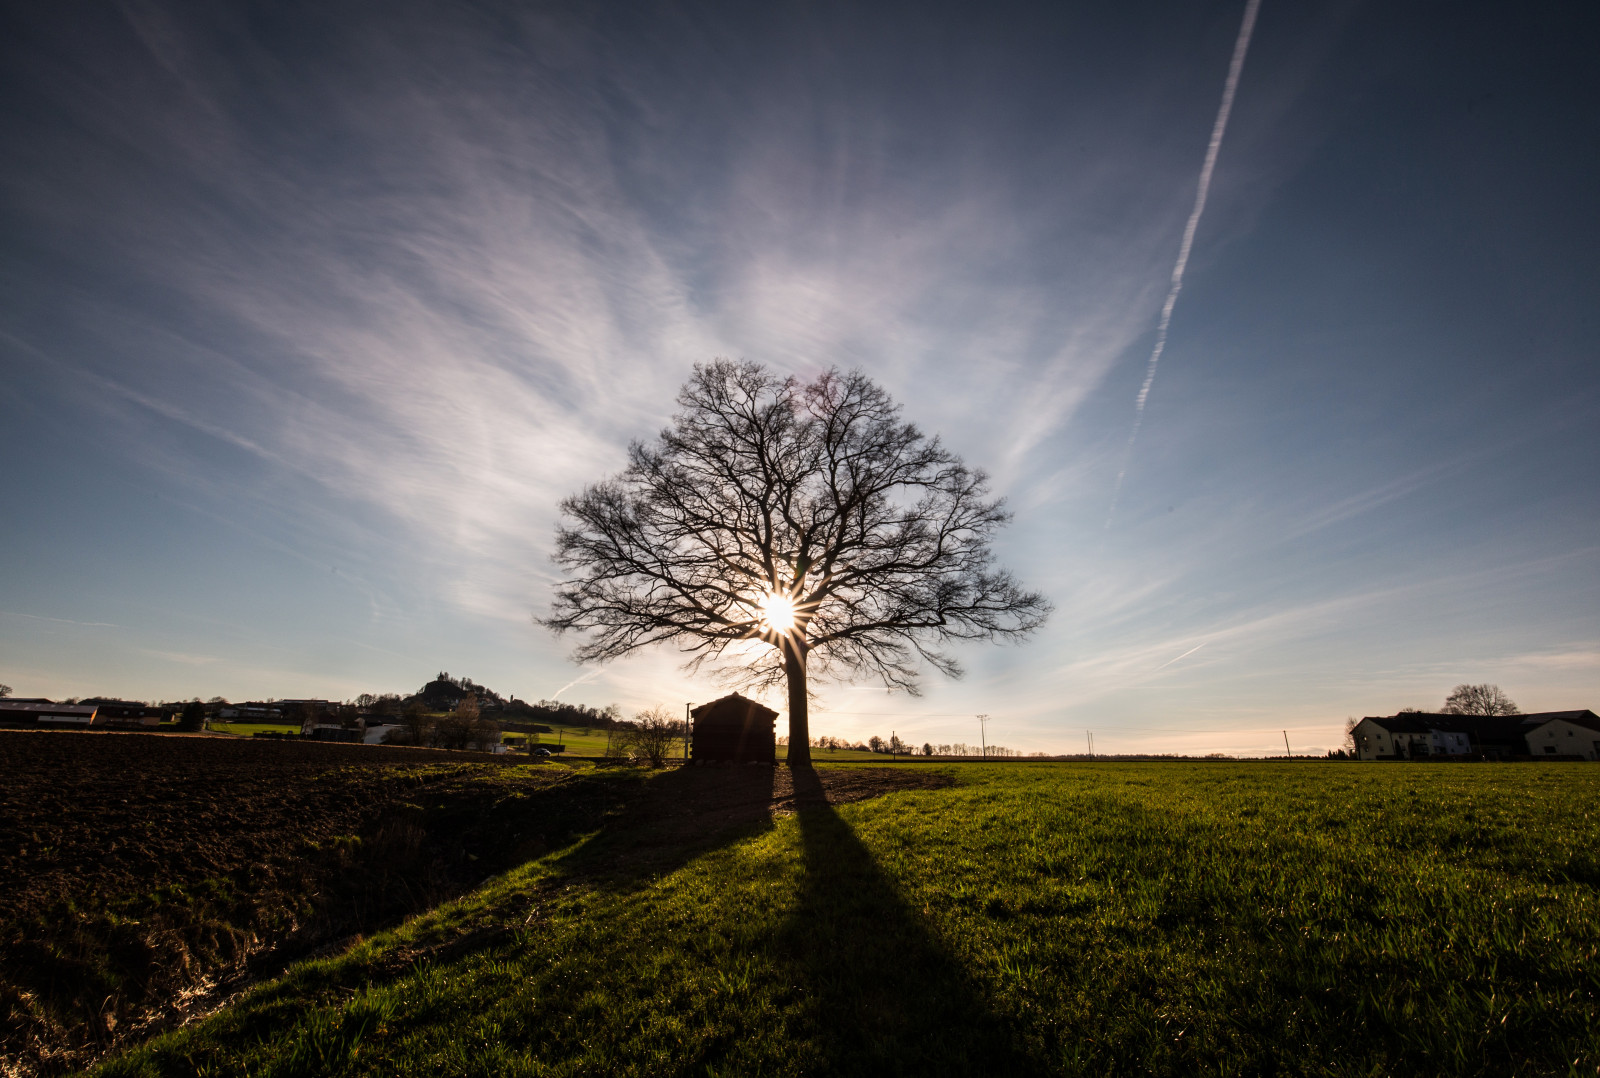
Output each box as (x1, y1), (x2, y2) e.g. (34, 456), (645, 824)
(1353, 710), (1599, 760)
(1352, 715), (1473, 760)
(1522, 711), (1600, 760)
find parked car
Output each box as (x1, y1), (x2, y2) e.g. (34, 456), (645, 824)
(531, 747), (553, 757)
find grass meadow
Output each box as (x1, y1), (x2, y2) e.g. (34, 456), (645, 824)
(208, 722), (301, 737)
(91, 762), (1599, 1077)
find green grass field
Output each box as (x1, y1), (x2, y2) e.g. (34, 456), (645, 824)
(504, 724), (615, 756)
(209, 721), (301, 736)
(91, 762), (1599, 1077)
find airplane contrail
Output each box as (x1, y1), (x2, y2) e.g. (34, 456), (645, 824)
(1106, 0), (1263, 531)
(1153, 641), (1207, 672)
(551, 666), (604, 699)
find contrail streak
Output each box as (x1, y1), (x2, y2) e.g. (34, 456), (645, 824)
(1106, 0), (1263, 531)
(551, 666), (603, 699)
(1153, 641), (1206, 672)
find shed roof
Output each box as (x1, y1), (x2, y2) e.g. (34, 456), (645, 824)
(690, 693), (778, 722)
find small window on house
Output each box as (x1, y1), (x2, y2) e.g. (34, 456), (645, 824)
(1544, 745), (1557, 754)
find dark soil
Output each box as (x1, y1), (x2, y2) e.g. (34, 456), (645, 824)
(0, 731), (946, 1076)
(0, 732), (565, 1075)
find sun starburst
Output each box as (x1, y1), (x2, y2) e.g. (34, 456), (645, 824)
(757, 591), (797, 634)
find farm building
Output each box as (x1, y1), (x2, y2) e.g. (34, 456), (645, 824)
(84, 702), (164, 728)
(690, 693), (777, 764)
(1524, 711), (1600, 758)
(302, 714), (366, 742)
(1352, 711), (1600, 760)
(0, 701), (103, 726)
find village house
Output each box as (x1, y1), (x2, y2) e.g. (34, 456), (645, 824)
(1352, 711), (1600, 760)
(1523, 711), (1600, 759)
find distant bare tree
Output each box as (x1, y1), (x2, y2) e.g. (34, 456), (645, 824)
(177, 700), (206, 732)
(1441, 684), (1520, 716)
(1342, 718), (1358, 755)
(0, 684), (10, 698)
(398, 701), (434, 746)
(619, 706), (681, 768)
(543, 361), (1050, 767)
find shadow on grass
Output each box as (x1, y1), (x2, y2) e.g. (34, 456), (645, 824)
(544, 764), (778, 888)
(775, 768), (1047, 1077)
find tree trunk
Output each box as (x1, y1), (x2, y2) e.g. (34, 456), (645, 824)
(784, 641), (811, 768)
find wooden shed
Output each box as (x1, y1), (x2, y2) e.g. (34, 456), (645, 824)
(690, 693), (778, 764)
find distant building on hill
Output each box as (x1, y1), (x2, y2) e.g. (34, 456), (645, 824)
(690, 693), (777, 764)
(1352, 711), (1600, 761)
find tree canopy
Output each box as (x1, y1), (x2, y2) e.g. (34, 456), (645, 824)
(543, 360), (1049, 766)
(1441, 683), (1520, 716)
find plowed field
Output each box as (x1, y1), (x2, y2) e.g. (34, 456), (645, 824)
(0, 732), (566, 1075)
(0, 731), (943, 1076)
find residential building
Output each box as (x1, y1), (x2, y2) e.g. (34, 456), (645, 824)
(1352, 711), (1600, 760)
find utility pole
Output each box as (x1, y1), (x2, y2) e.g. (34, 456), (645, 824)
(684, 702), (692, 764)
(892, 730), (897, 762)
(1283, 730), (1292, 758)
(1087, 731), (1093, 758)
(977, 714), (990, 759)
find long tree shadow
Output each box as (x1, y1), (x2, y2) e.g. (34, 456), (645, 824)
(775, 768), (1049, 1077)
(544, 764), (778, 888)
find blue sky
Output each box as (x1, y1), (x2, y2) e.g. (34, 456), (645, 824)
(2, 0), (1596, 755)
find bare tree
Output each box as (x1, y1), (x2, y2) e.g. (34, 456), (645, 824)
(543, 361), (1050, 767)
(1441, 683), (1520, 716)
(618, 706), (681, 768)
(0, 684), (10, 699)
(398, 701), (434, 746)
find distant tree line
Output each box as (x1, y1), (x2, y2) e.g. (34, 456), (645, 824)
(775, 733), (1022, 757)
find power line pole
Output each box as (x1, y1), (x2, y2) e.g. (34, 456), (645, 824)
(1282, 730), (1292, 758)
(685, 702), (692, 764)
(1087, 730), (1093, 758)
(977, 714), (990, 759)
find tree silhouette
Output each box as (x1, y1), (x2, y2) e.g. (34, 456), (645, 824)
(1441, 683), (1520, 716)
(544, 360), (1049, 767)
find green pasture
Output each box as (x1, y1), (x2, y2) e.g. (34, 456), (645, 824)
(209, 722), (300, 736)
(93, 762), (1599, 1076)
(502, 724), (614, 756)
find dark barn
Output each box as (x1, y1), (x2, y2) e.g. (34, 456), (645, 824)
(690, 693), (778, 764)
